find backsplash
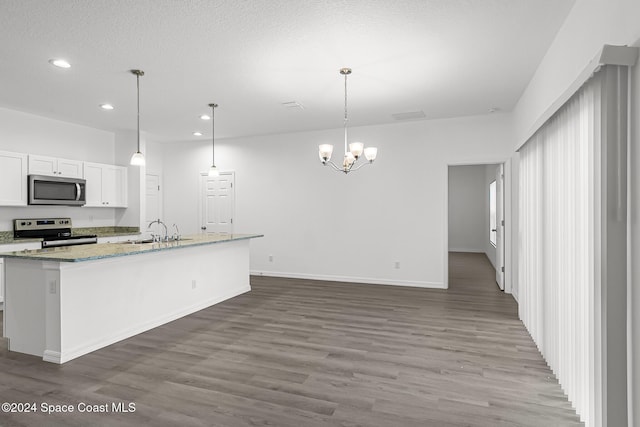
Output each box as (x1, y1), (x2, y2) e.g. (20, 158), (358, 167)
(0, 226), (140, 245)
(72, 226), (140, 237)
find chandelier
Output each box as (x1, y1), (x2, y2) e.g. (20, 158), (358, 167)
(318, 68), (377, 174)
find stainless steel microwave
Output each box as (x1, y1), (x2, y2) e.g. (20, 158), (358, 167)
(28, 175), (86, 206)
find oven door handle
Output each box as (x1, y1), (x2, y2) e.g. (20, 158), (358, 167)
(75, 183), (82, 201)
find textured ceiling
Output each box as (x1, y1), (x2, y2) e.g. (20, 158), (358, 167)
(0, 0), (575, 142)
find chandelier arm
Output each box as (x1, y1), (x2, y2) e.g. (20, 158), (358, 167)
(324, 160), (342, 172)
(349, 160), (373, 172)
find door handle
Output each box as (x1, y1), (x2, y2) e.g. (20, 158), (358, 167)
(201, 226), (207, 230)
(75, 183), (82, 201)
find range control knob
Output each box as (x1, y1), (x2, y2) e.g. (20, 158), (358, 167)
(21, 221), (26, 226)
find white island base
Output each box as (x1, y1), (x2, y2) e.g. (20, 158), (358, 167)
(3, 238), (253, 364)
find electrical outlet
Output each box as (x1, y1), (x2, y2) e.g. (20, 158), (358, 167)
(191, 280), (197, 289)
(394, 261), (400, 269)
(268, 255), (274, 262)
(49, 280), (56, 294)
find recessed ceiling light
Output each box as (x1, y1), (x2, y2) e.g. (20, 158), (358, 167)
(200, 114), (211, 120)
(193, 132), (203, 136)
(99, 103), (114, 110)
(49, 58), (71, 69)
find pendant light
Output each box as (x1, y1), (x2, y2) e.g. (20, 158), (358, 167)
(130, 69), (145, 166)
(318, 67), (377, 174)
(208, 103), (219, 177)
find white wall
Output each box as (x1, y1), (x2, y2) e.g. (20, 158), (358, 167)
(448, 165), (486, 253)
(512, 1), (640, 425)
(0, 107), (125, 230)
(161, 113), (513, 288)
(114, 130), (146, 228)
(513, 0), (640, 146)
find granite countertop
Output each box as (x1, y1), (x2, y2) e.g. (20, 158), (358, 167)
(0, 226), (140, 245)
(0, 233), (263, 262)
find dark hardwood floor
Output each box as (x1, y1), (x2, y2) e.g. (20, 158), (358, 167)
(0, 252), (582, 426)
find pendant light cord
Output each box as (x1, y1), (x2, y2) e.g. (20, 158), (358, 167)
(344, 71), (348, 154)
(209, 103), (218, 166)
(211, 104), (216, 165)
(136, 73), (140, 152)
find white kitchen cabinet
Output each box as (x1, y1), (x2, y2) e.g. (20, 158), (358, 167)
(0, 150), (28, 206)
(84, 162), (128, 207)
(28, 154), (83, 178)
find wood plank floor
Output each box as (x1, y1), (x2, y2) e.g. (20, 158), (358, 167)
(0, 252), (582, 426)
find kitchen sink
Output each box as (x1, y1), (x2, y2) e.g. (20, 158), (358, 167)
(120, 238), (192, 245)
(121, 239), (155, 244)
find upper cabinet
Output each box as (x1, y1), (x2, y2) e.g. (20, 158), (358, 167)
(28, 155), (83, 178)
(0, 151), (28, 206)
(84, 162), (128, 208)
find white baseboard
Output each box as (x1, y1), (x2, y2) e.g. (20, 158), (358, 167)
(250, 270), (445, 289)
(448, 248), (485, 253)
(43, 350), (62, 364)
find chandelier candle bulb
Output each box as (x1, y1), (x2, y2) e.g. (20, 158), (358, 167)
(349, 142), (364, 158)
(319, 144), (333, 162)
(364, 147), (378, 162)
(343, 152), (355, 168)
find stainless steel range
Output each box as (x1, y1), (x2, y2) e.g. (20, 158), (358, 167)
(14, 218), (98, 248)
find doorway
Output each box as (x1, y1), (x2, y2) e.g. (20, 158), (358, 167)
(198, 172), (235, 234)
(446, 161), (511, 293)
(145, 173), (163, 225)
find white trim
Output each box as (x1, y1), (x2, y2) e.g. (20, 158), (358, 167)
(448, 248), (485, 253)
(503, 159), (513, 295)
(517, 45), (638, 151)
(42, 350), (62, 364)
(443, 162), (449, 289)
(251, 270), (445, 289)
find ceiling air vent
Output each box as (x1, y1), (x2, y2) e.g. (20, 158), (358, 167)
(392, 110), (426, 121)
(281, 101), (304, 110)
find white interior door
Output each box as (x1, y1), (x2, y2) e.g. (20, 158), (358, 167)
(496, 164), (505, 290)
(200, 172), (234, 234)
(145, 173), (162, 225)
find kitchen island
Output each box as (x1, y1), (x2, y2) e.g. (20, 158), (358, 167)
(1, 233), (262, 363)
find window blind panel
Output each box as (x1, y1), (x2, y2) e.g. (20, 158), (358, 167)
(518, 72), (599, 425)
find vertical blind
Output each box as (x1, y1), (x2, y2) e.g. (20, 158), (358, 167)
(518, 71), (600, 425)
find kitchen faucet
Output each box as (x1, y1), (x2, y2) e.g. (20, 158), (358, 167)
(148, 219), (168, 242)
(172, 223), (181, 241)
